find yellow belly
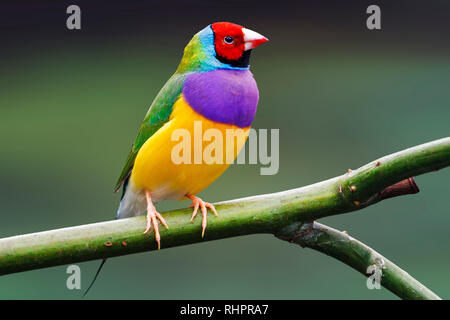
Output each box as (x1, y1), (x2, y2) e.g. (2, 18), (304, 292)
(130, 95), (250, 201)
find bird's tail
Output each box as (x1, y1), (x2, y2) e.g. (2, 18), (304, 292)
(84, 177), (145, 297)
(83, 258), (107, 297)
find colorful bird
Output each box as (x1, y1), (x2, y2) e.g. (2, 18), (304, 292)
(116, 21), (268, 246)
(85, 22), (267, 295)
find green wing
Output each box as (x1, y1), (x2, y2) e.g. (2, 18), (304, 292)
(113, 73), (186, 192)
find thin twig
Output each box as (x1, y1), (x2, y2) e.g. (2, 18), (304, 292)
(277, 221), (441, 300)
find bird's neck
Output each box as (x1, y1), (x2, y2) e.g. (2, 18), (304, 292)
(176, 34), (250, 74)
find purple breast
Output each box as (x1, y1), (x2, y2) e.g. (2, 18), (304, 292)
(182, 69), (259, 128)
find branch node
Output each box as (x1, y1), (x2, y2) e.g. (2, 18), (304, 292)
(378, 177), (420, 201)
(275, 221), (315, 247)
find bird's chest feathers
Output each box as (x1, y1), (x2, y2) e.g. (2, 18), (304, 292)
(182, 69), (259, 128)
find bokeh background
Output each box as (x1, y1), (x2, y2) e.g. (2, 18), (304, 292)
(0, 0), (449, 299)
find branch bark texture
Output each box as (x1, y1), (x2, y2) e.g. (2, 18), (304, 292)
(277, 221), (441, 300)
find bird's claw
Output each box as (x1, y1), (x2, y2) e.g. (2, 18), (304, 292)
(187, 195), (218, 238)
(144, 191), (169, 250)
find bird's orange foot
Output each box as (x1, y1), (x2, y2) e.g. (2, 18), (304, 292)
(187, 195), (218, 238)
(144, 191), (169, 250)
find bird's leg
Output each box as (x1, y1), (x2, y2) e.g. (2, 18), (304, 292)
(187, 195), (218, 238)
(144, 191), (168, 250)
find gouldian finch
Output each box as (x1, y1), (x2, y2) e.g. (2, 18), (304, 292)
(84, 22), (267, 295)
(114, 22), (268, 248)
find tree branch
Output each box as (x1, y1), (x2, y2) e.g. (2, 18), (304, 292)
(276, 221), (441, 300)
(0, 138), (448, 299)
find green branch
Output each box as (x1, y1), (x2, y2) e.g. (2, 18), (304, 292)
(0, 137), (449, 299)
(277, 221), (441, 300)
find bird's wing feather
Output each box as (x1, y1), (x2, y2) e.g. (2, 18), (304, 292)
(114, 73), (186, 192)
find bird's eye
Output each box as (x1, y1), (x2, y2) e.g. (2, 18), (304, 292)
(223, 36), (234, 44)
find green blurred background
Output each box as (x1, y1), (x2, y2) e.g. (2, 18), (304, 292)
(0, 0), (449, 299)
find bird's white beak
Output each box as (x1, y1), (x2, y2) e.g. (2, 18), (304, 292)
(242, 28), (269, 51)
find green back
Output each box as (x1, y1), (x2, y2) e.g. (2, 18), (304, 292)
(114, 32), (211, 192)
(113, 73), (186, 192)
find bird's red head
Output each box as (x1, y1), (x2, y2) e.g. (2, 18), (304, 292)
(211, 22), (268, 68)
